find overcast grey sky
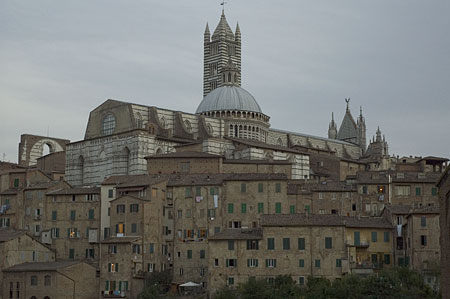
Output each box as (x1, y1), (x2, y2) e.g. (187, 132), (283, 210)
(1, 0), (449, 163)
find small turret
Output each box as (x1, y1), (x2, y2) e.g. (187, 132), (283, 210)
(204, 23), (210, 43)
(328, 112), (338, 139)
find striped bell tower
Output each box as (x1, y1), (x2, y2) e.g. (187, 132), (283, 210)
(203, 10), (241, 97)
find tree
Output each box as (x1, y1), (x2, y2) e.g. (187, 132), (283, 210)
(137, 285), (160, 299)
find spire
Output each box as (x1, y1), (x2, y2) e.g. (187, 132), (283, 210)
(360, 106), (363, 117)
(204, 23), (210, 42)
(204, 22), (210, 35)
(235, 22), (241, 35)
(212, 10), (234, 40)
(345, 98), (350, 113)
(328, 112), (338, 139)
(376, 126), (382, 142)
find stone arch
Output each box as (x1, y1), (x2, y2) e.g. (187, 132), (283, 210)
(184, 120), (192, 133)
(155, 147), (163, 155)
(206, 123), (214, 135)
(277, 138), (283, 146)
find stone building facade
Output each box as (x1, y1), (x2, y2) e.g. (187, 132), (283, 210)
(2, 261), (97, 299)
(437, 165), (450, 299)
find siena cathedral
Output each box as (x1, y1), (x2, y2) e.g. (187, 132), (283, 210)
(65, 11), (388, 187)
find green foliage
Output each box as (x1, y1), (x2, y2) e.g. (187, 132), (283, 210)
(138, 285), (160, 299)
(213, 268), (440, 299)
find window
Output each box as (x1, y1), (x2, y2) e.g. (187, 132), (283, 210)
(116, 205), (125, 214)
(299, 276), (305, 286)
(371, 254), (378, 264)
(305, 205), (310, 214)
(319, 192), (324, 199)
(416, 187), (421, 196)
(180, 162), (190, 173)
(241, 183), (246, 193)
(421, 216), (427, 227)
(214, 258), (219, 267)
(331, 192), (337, 200)
(362, 186), (368, 194)
(108, 189), (114, 198)
(248, 258), (258, 267)
(177, 210), (182, 219)
(108, 263), (119, 272)
(371, 232), (378, 242)
(283, 238), (290, 250)
(275, 183), (281, 193)
(384, 232), (390, 242)
(421, 235), (427, 246)
(397, 216), (403, 225)
(116, 223), (125, 234)
(130, 204), (139, 213)
(275, 202), (281, 214)
(299, 259), (305, 267)
(30, 275), (38, 286)
(148, 263), (155, 272)
(132, 244), (141, 254)
(228, 203), (234, 214)
(354, 232), (360, 246)
(336, 259), (342, 268)
(247, 240), (259, 250)
(352, 204), (357, 211)
(431, 188), (437, 196)
(325, 237), (332, 249)
(51, 227), (59, 239)
(102, 113), (116, 135)
(70, 210), (76, 220)
(14, 178), (19, 188)
(267, 238), (275, 250)
(257, 202), (264, 214)
(149, 243), (154, 253)
(69, 248), (75, 259)
(290, 205), (295, 214)
(228, 240), (235, 250)
(108, 245), (117, 254)
(207, 209), (215, 218)
(88, 209), (94, 219)
(315, 259), (321, 268)
(186, 209), (191, 218)
(384, 254), (391, 265)
(228, 276), (235, 285)
(86, 248), (95, 258)
(241, 203), (247, 214)
(266, 259), (277, 268)
(200, 249), (205, 259)
(226, 259), (237, 267)
(258, 183), (263, 192)
(395, 186), (411, 196)
(185, 187), (192, 197)
(298, 238), (305, 250)
(397, 237), (404, 250)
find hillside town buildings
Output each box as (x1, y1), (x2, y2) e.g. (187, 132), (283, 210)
(0, 9), (448, 299)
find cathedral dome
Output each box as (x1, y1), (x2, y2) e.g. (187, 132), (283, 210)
(196, 85), (263, 114)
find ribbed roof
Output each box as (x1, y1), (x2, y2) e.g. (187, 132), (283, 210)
(337, 110), (357, 142)
(212, 11), (234, 40)
(196, 85), (262, 114)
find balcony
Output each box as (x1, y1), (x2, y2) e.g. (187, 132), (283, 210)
(102, 290), (127, 298)
(346, 240), (370, 248)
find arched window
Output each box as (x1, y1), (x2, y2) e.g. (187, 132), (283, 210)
(102, 113), (116, 136)
(135, 113), (143, 129)
(123, 147), (130, 175)
(156, 148), (163, 155)
(159, 117), (166, 129)
(78, 156), (84, 185)
(277, 138), (283, 146)
(223, 74), (225, 83)
(184, 120), (192, 133)
(207, 124), (213, 135)
(44, 275), (51, 286)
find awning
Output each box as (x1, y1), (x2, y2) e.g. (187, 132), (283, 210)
(179, 282), (201, 287)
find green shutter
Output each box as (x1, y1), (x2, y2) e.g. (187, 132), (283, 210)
(336, 259), (342, 267)
(421, 216), (426, 227)
(258, 202), (264, 214)
(354, 232), (360, 246)
(185, 187), (191, 197)
(241, 183), (246, 192)
(384, 254), (391, 264)
(372, 232), (377, 242)
(116, 263), (119, 272)
(276, 183), (281, 193)
(258, 183), (263, 192)
(119, 281), (122, 291)
(283, 238), (290, 250)
(290, 205), (295, 214)
(228, 203), (234, 214)
(384, 232), (390, 242)
(298, 238), (305, 250)
(70, 210), (75, 220)
(67, 228), (70, 238)
(187, 250), (192, 259)
(14, 178), (19, 188)
(416, 187), (421, 195)
(432, 188), (437, 196)
(125, 281), (128, 291)
(275, 202), (281, 214)
(89, 209), (94, 219)
(196, 187), (201, 196)
(241, 203), (247, 214)
(105, 280), (109, 291)
(69, 249), (74, 259)
(268, 238), (275, 250)
(305, 205), (310, 214)
(52, 211), (57, 220)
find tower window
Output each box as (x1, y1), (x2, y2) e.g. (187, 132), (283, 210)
(102, 113), (116, 136)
